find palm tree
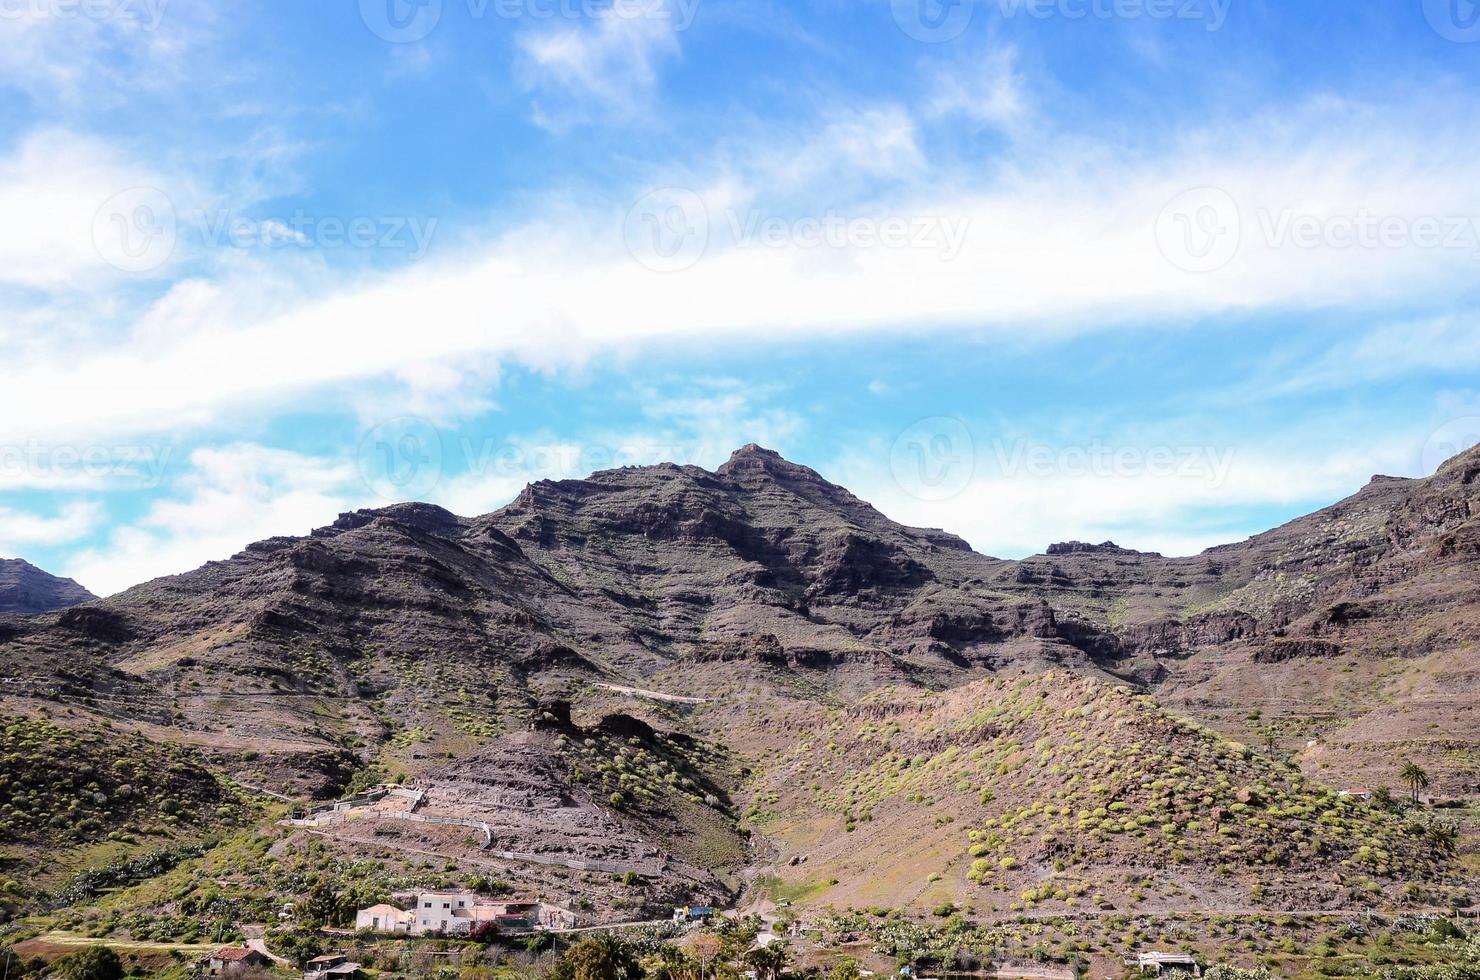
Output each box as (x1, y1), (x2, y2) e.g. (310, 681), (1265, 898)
(1399, 762), (1430, 805)
(1426, 820), (1460, 858)
(557, 936), (642, 980)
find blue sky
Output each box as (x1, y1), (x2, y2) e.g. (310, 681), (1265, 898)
(2, 0), (1480, 595)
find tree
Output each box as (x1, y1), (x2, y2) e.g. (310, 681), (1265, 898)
(829, 959), (863, 980)
(300, 879), (339, 928)
(1425, 820), (1460, 858)
(52, 946), (123, 980)
(555, 936), (643, 980)
(651, 945), (701, 980)
(1400, 762), (1430, 805)
(469, 921), (501, 944)
(684, 932), (724, 980)
(745, 943), (789, 980)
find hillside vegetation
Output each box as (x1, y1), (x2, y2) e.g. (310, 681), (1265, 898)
(748, 673), (1466, 914)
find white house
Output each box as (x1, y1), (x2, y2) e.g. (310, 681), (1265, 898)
(354, 903), (414, 933)
(356, 890), (555, 936)
(405, 889), (483, 934)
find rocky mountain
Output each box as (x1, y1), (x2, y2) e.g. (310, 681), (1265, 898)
(1, 441), (1476, 922)
(0, 558), (94, 615)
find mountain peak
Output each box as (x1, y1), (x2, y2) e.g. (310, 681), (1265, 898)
(727, 442), (782, 461)
(715, 443), (824, 483)
(0, 558), (96, 615)
(328, 501), (465, 536)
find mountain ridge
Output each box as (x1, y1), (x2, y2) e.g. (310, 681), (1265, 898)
(1, 440), (1476, 931)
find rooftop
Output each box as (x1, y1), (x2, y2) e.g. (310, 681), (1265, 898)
(210, 947), (260, 962)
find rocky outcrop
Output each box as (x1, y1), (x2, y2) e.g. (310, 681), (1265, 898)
(0, 559), (95, 615)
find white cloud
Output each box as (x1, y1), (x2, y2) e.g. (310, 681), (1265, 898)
(516, 0), (684, 130)
(925, 46), (1026, 129)
(1265, 314), (1480, 395)
(0, 129), (176, 290)
(0, 500), (102, 551)
(832, 432), (1423, 559)
(0, 0), (191, 105)
(432, 378), (806, 515)
(61, 444), (367, 596)
(6, 98), (1480, 455)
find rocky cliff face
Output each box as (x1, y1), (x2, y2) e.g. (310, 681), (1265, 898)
(0, 558), (95, 615)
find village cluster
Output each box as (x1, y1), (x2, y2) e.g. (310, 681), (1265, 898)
(352, 889), (577, 937)
(195, 890), (720, 980)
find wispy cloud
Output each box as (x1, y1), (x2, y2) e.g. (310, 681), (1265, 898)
(832, 431), (1424, 560)
(0, 500), (103, 552)
(60, 444), (365, 596)
(0, 129), (177, 290)
(9, 95), (1480, 455)
(925, 45), (1027, 130)
(516, 0), (687, 130)
(0, 0), (195, 106)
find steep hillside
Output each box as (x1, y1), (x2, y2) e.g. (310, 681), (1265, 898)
(743, 673), (1466, 915)
(0, 713), (250, 921)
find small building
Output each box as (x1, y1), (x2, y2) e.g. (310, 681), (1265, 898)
(354, 903), (414, 933)
(304, 953), (362, 980)
(1129, 951), (1202, 976)
(1339, 788), (1373, 802)
(357, 891), (558, 937)
(206, 946), (270, 974)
